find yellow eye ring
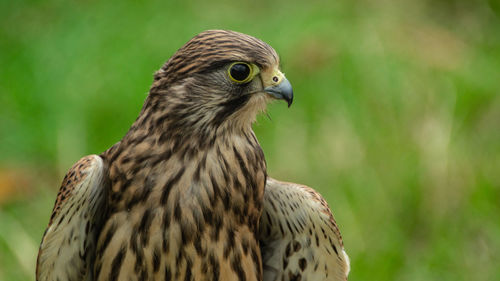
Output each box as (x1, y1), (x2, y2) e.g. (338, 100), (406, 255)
(228, 62), (254, 83)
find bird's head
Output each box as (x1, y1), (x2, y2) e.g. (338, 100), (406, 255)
(147, 30), (293, 132)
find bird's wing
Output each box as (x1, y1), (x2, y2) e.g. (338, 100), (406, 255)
(259, 177), (350, 281)
(37, 155), (107, 281)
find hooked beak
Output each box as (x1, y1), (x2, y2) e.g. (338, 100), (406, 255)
(264, 77), (294, 107)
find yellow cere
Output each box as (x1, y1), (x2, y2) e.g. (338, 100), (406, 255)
(261, 68), (285, 88)
(270, 69), (285, 85)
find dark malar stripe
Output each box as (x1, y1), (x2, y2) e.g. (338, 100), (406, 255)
(213, 94), (251, 127)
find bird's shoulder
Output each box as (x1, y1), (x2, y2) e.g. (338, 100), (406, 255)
(49, 155), (104, 222)
(260, 177), (350, 281)
(37, 154), (107, 281)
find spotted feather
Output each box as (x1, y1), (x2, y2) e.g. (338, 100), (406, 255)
(260, 178), (350, 281)
(37, 155), (107, 281)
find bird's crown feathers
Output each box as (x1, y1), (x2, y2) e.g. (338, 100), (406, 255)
(153, 30), (279, 86)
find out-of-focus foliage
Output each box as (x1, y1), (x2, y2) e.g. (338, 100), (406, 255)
(1, 0), (499, 280)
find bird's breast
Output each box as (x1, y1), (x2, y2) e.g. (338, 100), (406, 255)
(96, 134), (267, 281)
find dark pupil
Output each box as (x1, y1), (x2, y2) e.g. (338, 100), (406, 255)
(230, 63), (250, 81)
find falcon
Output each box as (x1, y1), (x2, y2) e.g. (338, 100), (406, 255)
(36, 30), (349, 281)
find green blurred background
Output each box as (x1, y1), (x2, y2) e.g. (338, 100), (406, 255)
(1, 0), (499, 280)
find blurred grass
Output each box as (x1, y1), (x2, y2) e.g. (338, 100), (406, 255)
(1, 0), (500, 280)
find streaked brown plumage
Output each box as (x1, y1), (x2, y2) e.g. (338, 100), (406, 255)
(260, 178), (349, 281)
(37, 30), (349, 281)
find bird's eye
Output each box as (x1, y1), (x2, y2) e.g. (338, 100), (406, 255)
(228, 62), (253, 83)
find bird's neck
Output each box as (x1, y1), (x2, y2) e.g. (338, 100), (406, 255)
(101, 119), (267, 280)
(100, 89), (269, 280)
(102, 108), (268, 226)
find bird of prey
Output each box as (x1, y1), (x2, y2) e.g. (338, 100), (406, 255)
(36, 30), (349, 281)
